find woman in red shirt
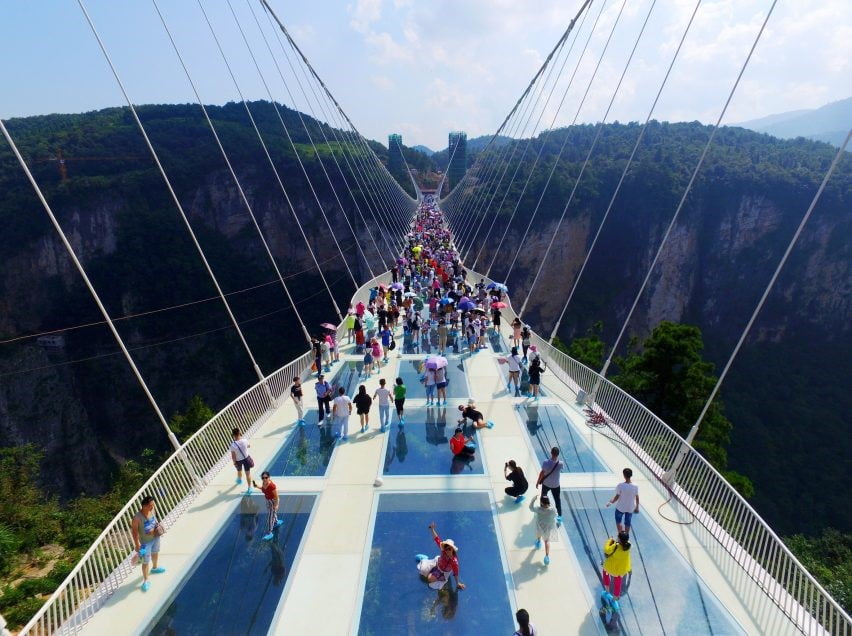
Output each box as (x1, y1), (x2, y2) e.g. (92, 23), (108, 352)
(416, 522), (466, 590)
(252, 472), (283, 541)
(449, 427), (475, 457)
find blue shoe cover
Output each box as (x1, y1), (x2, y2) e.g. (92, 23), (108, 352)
(262, 533), (274, 541)
(415, 553), (429, 563)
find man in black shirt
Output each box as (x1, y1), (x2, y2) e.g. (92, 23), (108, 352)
(457, 404), (493, 429)
(504, 460), (529, 502)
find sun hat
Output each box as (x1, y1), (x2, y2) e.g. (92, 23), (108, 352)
(440, 539), (458, 553)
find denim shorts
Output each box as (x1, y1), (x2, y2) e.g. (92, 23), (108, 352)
(235, 458), (253, 472)
(139, 537), (161, 563)
(614, 509), (633, 528)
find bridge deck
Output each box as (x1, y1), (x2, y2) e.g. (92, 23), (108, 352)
(80, 328), (794, 635)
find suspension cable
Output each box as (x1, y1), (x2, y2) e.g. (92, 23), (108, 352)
(261, 5), (389, 270)
(225, 0), (359, 290)
(77, 0), (272, 395)
(588, 0), (781, 400)
(194, 0), (343, 320)
(665, 128), (850, 481)
(0, 242), (358, 347)
(518, 0), (659, 318)
(503, 0), (629, 284)
(442, 0), (594, 203)
(244, 0), (378, 283)
(151, 0), (311, 344)
(548, 0), (703, 342)
(469, 26), (579, 270)
(0, 117), (187, 453)
(486, 0), (605, 279)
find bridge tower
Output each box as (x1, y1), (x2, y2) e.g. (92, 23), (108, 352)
(447, 131), (467, 190)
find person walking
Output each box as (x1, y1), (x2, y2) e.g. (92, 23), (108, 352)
(527, 357), (544, 400)
(434, 365), (448, 406)
(529, 494), (558, 565)
(394, 377), (407, 426)
(315, 374), (332, 424)
(503, 460), (528, 503)
(345, 312), (356, 344)
(521, 326), (531, 362)
(252, 471), (283, 541)
(424, 366), (437, 405)
(514, 608), (536, 636)
(363, 345), (374, 377)
(506, 346), (523, 394)
(380, 325), (393, 363)
(131, 495), (166, 591)
(230, 428), (254, 493)
(311, 337), (322, 376)
(606, 468), (640, 535)
(353, 384), (373, 433)
(373, 378), (392, 431)
(602, 532), (632, 602)
(332, 386), (353, 440)
(291, 376), (305, 425)
(511, 318), (523, 348)
(371, 338), (383, 370)
(536, 447), (564, 524)
(437, 318), (448, 354)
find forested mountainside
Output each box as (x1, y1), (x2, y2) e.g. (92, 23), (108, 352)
(460, 122), (850, 535)
(0, 108), (847, 539)
(0, 102), (405, 501)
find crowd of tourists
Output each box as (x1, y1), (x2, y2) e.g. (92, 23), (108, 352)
(132, 197), (639, 626)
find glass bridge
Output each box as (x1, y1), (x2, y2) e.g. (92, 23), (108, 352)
(20, 270), (849, 636)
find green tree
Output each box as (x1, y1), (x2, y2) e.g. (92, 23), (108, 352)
(556, 321), (605, 369)
(0, 446), (62, 549)
(785, 528), (851, 613)
(611, 321), (753, 496)
(169, 395), (215, 442)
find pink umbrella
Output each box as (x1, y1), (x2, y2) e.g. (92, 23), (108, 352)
(320, 322), (337, 330)
(425, 355), (448, 370)
(491, 301), (507, 309)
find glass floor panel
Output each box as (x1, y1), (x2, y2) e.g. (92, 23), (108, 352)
(495, 358), (548, 397)
(562, 488), (743, 634)
(147, 494), (316, 636)
(329, 360), (393, 397)
(358, 492), (514, 635)
(520, 404), (606, 472)
(396, 358), (469, 399)
(265, 409), (336, 476)
(383, 408), (484, 475)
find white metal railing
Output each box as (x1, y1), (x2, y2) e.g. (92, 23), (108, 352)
(467, 268), (850, 636)
(22, 261), (849, 635)
(21, 266), (398, 635)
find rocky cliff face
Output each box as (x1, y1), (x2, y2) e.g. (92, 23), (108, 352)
(0, 165), (395, 498)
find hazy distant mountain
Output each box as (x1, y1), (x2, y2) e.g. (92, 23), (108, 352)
(411, 144), (434, 156)
(735, 98), (851, 147)
(467, 134), (512, 152)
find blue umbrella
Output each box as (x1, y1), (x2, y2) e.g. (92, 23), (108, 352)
(439, 297), (454, 305)
(459, 300), (476, 311)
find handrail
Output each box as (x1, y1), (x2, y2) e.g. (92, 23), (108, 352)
(467, 267), (850, 635)
(19, 270), (394, 635)
(23, 262), (849, 635)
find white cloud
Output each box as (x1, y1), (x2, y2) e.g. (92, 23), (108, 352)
(370, 74), (395, 91)
(348, 0), (383, 34)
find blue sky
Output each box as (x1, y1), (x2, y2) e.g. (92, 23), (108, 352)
(1, 1), (850, 150)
